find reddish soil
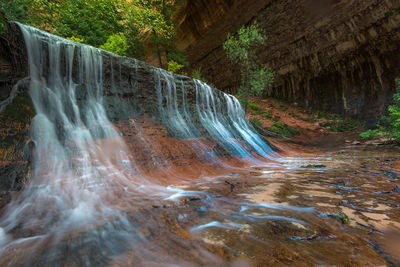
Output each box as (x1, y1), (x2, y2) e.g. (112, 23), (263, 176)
(247, 97), (362, 147)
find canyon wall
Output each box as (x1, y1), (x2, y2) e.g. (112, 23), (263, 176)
(178, 0), (400, 125)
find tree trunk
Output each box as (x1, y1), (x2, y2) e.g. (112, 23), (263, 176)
(152, 29), (163, 69)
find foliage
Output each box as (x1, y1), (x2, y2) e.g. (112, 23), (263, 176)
(0, 13), (5, 35)
(223, 22), (274, 112)
(223, 23), (266, 64)
(249, 67), (274, 95)
(0, 0), (30, 24)
(247, 102), (272, 118)
(316, 110), (358, 132)
(67, 36), (84, 43)
(317, 111), (341, 120)
(2, 0), (184, 65)
(167, 60), (184, 74)
(53, 0), (124, 47)
(388, 78), (400, 140)
(360, 78), (400, 141)
(359, 128), (387, 139)
(263, 109), (272, 119)
(249, 118), (264, 134)
(99, 34), (129, 57)
(268, 121), (300, 138)
(249, 103), (260, 111)
(192, 68), (205, 81)
(191, 68), (216, 87)
(320, 118), (358, 132)
(132, 0), (185, 67)
(327, 211), (349, 224)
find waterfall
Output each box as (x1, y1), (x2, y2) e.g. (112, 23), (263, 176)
(0, 23), (277, 265)
(154, 69), (276, 160)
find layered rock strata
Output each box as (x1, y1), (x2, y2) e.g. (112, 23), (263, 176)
(178, 0), (400, 125)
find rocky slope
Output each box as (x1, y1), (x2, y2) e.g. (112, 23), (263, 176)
(178, 0), (400, 125)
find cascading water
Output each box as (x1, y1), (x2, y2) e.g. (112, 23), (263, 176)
(154, 69), (277, 161)
(0, 23), (277, 266)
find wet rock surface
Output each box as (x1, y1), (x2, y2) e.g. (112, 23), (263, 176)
(1, 140), (399, 266)
(1, 113), (399, 265)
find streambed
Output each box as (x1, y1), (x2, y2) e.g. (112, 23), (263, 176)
(2, 143), (398, 266)
(155, 143), (400, 266)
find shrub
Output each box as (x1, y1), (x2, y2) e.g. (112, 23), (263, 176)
(99, 33), (129, 56)
(388, 78), (400, 141)
(263, 109), (272, 119)
(359, 128), (387, 139)
(331, 119), (358, 132)
(67, 36), (84, 43)
(268, 121), (301, 138)
(249, 103), (260, 111)
(360, 78), (400, 141)
(192, 68), (204, 81)
(320, 118), (358, 132)
(167, 60), (184, 74)
(249, 118), (264, 134)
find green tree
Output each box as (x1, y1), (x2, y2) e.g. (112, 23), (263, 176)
(0, 0), (30, 24)
(134, 0), (185, 68)
(52, 0), (124, 47)
(223, 22), (274, 112)
(1, 0), (184, 67)
(99, 33), (129, 57)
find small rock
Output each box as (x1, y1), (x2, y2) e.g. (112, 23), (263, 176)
(352, 141), (361, 145)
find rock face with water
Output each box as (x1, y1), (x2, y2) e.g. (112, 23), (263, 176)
(0, 21), (274, 192)
(0, 21), (280, 266)
(178, 0), (400, 125)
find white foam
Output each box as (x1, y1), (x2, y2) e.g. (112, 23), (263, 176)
(0, 228), (7, 246)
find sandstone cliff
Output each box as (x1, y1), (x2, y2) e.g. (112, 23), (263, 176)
(178, 0), (400, 125)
